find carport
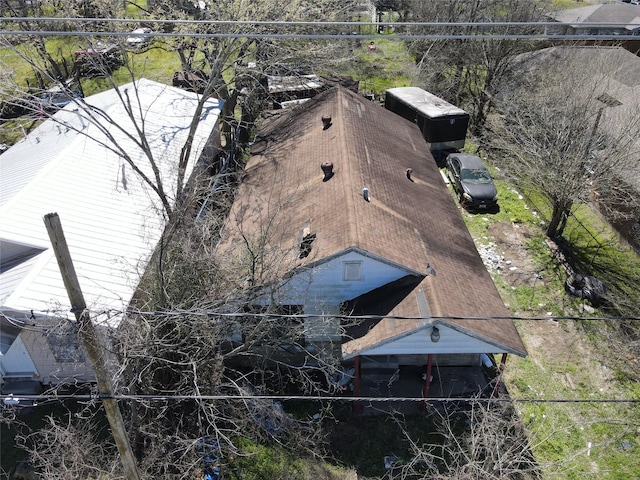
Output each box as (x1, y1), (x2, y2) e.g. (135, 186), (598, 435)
(343, 316), (517, 414)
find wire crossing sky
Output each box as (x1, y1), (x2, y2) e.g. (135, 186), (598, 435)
(1, 17), (640, 40)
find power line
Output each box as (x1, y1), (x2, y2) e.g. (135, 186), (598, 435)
(1, 17), (639, 28)
(114, 310), (640, 322)
(8, 310), (640, 337)
(2, 29), (639, 41)
(3, 393), (640, 405)
(1, 17), (640, 40)
(10, 309), (640, 325)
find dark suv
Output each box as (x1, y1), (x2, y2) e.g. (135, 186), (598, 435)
(445, 153), (498, 211)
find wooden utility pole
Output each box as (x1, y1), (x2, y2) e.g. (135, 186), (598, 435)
(44, 213), (141, 480)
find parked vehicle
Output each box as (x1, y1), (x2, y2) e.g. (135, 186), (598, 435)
(126, 27), (154, 47)
(384, 87), (469, 156)
(0, 98), (29, 119)
(445, 152), (498, 210)
(172, 69), (209, 94)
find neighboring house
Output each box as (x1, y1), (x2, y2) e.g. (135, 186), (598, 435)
(0, 79), (223, 389)
(510, 46), (640, 251)
(215, 86), (526, 399)
(546, 3), (640, 53)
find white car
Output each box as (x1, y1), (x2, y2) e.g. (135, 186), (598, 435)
(126, 27), (154, 47)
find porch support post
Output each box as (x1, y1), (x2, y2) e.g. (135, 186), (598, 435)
(491, 353), (508, 398)
(421, 354), (433, 410)
(353, 355), (363, 414)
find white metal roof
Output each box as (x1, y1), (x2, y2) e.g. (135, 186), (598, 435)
(385, 86), (468, 118)
(0, 79), (223, 321)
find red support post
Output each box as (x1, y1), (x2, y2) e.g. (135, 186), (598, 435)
(353, 356), (363, 414)
(423, 354), (433, 398)
(491, 353), (508, 398)
(421, 354), (433, 410)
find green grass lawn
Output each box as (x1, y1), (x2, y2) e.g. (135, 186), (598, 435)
(456, 144), (640, 479)
(345, 36), (418, 95)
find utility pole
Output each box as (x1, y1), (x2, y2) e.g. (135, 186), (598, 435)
(44, 213), (141, 480)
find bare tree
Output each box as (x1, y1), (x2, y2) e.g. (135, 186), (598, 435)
(3, 205), (343, 478)
(151, 0), (361, 131)
(381, 402), (542, 479)
(487, 49), (640, 240)
(406, 0), (544, 136)
(3, 169), (348, 477)
(1, 0), (361, 213)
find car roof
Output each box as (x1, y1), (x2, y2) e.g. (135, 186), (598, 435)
(450, 152), (488, 169)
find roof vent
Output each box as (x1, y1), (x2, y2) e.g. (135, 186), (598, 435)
(321, 162), (334, 182)
(321, 115), (332, 130)
(362, 187), (370, 202)
(299, 231), (316, 259)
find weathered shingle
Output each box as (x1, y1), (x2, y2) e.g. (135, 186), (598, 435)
(220, 86), (526, 356)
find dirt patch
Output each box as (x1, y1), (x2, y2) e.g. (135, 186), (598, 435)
(483, 221), (624, 409)
(477, 221), (542, 287)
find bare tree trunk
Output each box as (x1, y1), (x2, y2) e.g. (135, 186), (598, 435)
(547, 199), (572, 239)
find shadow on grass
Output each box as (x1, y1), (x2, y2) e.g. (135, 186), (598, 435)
(328, 412), (442, 477)
(557, 220), (640, 320)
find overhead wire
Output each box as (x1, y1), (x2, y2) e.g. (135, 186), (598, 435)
(0, 17), (639, 40)
(1, 17), (639, 28)
(10, 308), (640, 327)
(119, 311), (640, 322)
(2, 393), (640, 405)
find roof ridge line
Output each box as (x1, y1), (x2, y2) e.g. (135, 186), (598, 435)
(335, 88), (359, 246)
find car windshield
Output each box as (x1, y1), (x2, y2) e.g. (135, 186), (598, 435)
(460, 168), (492, 184)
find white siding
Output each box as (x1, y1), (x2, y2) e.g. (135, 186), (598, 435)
(280, 250), (414, 308)
(357, 324), (505, 357)
(261, 250), (416, 342)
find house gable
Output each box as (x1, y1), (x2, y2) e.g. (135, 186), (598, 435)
(344, 322), (511, 359)
(276, 248), (424, 310)
(1, 328), (37, 378)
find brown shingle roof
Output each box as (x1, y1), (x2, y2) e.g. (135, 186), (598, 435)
(218, 86), (526, 356)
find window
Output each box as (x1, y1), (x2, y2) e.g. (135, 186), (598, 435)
(343, 261), (363, 281)
(299, 232), (316, 259)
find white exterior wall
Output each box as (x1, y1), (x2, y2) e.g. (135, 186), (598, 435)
(357, 353), (482, 369)
(281, 250), (413, 308)
(358, 324), (503, 358)
(267, 250), (416, 342)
